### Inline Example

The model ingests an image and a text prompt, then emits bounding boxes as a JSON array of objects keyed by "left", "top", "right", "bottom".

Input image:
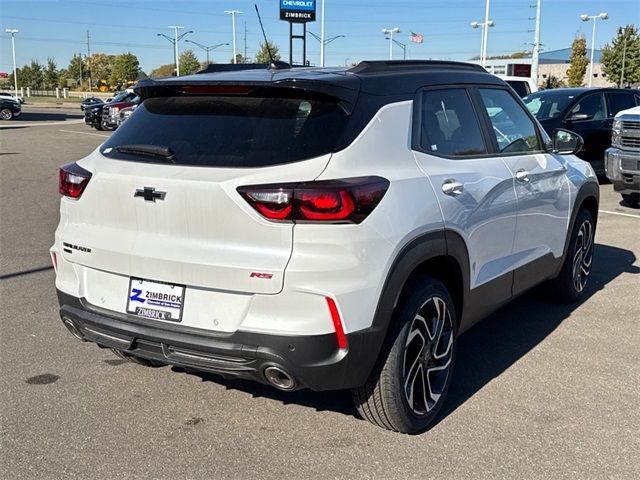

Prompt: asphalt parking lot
[{"left": 1, "top": 106, "right": 639, "bottom": 479}]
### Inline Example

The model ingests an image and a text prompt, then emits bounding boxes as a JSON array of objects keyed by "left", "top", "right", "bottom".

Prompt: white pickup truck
[{"left": 605, "top": 106, "right": 640, "bottom": 208}]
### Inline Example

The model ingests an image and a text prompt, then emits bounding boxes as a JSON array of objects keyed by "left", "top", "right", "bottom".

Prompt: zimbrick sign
[{"left": 280, "top": 0, "right": 316, "bottom": 23}]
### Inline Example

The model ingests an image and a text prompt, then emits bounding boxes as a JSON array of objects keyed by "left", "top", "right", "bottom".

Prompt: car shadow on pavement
[
  {"left": 15, "top": 111, "right": 83, "bottom": 122},
  {"left": 179, "top": 243, "right": 638, "bottom": 425}
]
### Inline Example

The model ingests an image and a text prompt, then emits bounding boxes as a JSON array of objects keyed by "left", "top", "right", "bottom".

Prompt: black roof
[{"left": 135, "top": 60, "right": 503, "bottom": 102}]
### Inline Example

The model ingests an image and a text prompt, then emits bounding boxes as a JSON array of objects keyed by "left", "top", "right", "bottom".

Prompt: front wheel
[
  {"left": 621, "top": 193, "right": 639, "bottom": 208},
  {"left": 352, "top": 277, "right": 457, "bottom": 433},
  {"left": 548, "top": 208, "right": 595, "bottom": 303},
  {"left": 0, "top": 108, "right": 14, "bottom": 120}
]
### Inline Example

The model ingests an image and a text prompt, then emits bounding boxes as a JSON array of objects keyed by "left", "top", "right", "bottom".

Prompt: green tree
[
  {"left": 541, "top": 74, "right": 566, "bottom": 89},
  {"left": 150, "top": 63, "right": 176, "bottom": 78},
  {"left": 566, "top": 35, "right": 589, "bottom": 87},
  {"left": 255, "top": 41, "right": 280, "bottom": 64},
  {"left": 109, "top": 52, "right": 140, "bottom": 87},
  {"left": 43, "top": 57, "right": 59, "bottom": 89},
  {"left": 231, "top": 53, "right": 247, "bottom": 64},
  {"left": 87, "top": 53, "right": 115, "bottom": 85},
  {"left": 178, "top": 49, "right": 201, "bottom": 75},
  {"left": 601, "top": 25, "right": 640, "bottom": 87},
  {"left": 67, "top": 54, "right": 86, "bottom": 87}
]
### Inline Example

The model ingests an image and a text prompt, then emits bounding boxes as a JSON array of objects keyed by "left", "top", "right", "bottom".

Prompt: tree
[
  {"left": 178, "top": 49, "right": 201, "bottom": 75},
  {"left": 601, "top": 25, "right": 640, "bottom": 87},
  {"left": 43, "top": 57, "right": 59, "bottom": 89},
  {"left": 541, "top": 75, "right": 565, "bottom": 89},
  {"left": 231, "top": 53, "right": 247, "bottom": 64},
  {"left": 87, "top": 53, "right": 115, "bottom": 85},
  {"left": 109, "top": 52, "right": 139, "bottom": 88},
  {"left": 150, "top": 63, "right": 176, "bottom": 78},
  {"left": 255, "top": 41, "right": 280, "bottom": 64},
  {"left": 566, "top": 35, "right": 589, "bottom": 87},
  {"left": 67, "top": 54, "right": 86, "bottom": 87}
]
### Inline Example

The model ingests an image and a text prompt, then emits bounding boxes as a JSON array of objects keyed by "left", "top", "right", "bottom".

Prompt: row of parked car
[{"left": 81, "top": 90, "right": 139, "bottom": 130}]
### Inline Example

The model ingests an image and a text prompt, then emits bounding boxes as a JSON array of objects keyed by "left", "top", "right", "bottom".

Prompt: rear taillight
[
  {"left": 59, "top": 162, "right": 92, "bottom": 199},
  {"left": 237, "top": 176, "right": 389, "bottom": 224}
]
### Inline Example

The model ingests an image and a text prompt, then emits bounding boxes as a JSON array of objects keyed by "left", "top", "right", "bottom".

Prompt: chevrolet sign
[{"left": 280, "top": 0, "right": 316, "bottom": 23}]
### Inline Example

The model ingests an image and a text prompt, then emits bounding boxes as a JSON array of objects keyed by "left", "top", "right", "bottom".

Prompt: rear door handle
[
  {"left": 515, "top": 169, "right": 530, "bottom": 182},
  {"left": 442, "top": 180, "right": 464, "bottom": 196}
]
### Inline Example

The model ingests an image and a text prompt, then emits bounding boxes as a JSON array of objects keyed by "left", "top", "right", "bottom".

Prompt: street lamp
[
  {"left": 385, "top": 38, "right": 407, "bottom": 60},
  {"left": 224, "top": 10, "right": 243, "bottom": 64},
  {"left": 185, "top": 40, "right": 229, "bottom": 65},
  {"left": 157, "top": 27, "right": 192, "bottom": 76},
  {"left": 5, "top": 29, "right": 19, "bottom": 98},
  {"left": 471, "top": 19, "right": 495, "bottom": 67},
  {"left": 382, "top": 28, "right": 400, "bottom": 60},
  {"left": 308, "top": 32, "right": 345, "bottom": 67},
  {"left": 580, "top": 12, "right": 608, "bottom": 87}
]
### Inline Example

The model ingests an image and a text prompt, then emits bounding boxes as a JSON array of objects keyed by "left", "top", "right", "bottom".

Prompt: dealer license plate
[{"left": 126, "top": 277, "right": 185, "bottom": 322}]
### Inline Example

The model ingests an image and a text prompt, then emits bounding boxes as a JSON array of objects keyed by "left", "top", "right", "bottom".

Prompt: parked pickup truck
[
  {"left": 84, "top": 91, "right": 137, "bottom": 131},
  {"left": 605, "top": 106, "right": 640, "bottom": 208},
  {"left": 101, "top": 95, "right": 140, "bottom": 130}
]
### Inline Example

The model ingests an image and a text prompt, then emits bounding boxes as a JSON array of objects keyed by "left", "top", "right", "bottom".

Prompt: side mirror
[
  {"left": 553, "top": 128, "right": 584, "bottom": 155},
  {"left": 567, "top": 112, "right": 591, "bottom": 122}
]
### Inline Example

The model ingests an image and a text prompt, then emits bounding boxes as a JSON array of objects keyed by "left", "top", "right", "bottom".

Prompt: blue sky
[{"left": 0, "top": 0, "right": 637, "bottom": 73}]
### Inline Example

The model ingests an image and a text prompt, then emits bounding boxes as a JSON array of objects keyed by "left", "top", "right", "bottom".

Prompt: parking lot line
[
  {"left": 599, "top": 209, "right": 640, "bottom": 219},
  {"left": 59, "top": 129, "right": 110, "bottom": 138},
  {"left": 0, "top": 119, "right": 84, "bottom": 128}
]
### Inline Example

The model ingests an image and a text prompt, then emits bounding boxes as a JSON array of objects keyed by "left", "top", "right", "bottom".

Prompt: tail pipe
[
  {"left": 61, "top": 315, "right": 85, "bottom": 341},
  {"left": 263, "top": 366, "right": 296, "bottom": 390}
]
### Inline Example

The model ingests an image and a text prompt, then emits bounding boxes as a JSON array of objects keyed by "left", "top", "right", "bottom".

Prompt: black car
[
  {"left": 524, "top": 88, "right": 640, "bottom": 174},
  {"left": 84, "top": 91, "right": 136, "bottom": 130},
  {"left": 0, "top": 98, "right": 22, "bottom": 120},
  {"left": 80, "top": 97, "right": 104, "bottom": 111}
]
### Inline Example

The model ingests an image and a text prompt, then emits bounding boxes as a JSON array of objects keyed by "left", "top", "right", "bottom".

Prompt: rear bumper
[{"left": 57, "top": 290, "right": 382, "bottom": 391}]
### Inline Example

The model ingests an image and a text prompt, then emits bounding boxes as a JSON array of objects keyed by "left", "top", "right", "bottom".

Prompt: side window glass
[
  {"left": 570, "top": 94, "right": 605, "bottom": 120},
  {"left": 478, "top": 88, "right": 542, "bottom": 154},
  {"left": 607, "top": 92, "right": 637, "bottom": 117},
  {"left": 420, "top": 88, "right": 487, "bottom": 157}
]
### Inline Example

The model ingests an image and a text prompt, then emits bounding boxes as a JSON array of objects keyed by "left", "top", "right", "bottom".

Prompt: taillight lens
[
  {"left": 59, "top": 162, "right": 92, "bottom": 199},
  {"left": 237, "top": 176, "right": 389, "bottom": 224}
]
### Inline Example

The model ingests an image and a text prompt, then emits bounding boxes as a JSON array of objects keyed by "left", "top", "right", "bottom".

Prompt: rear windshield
[{"left": 100, "top": 95, "right": 349, "bottom": 167}]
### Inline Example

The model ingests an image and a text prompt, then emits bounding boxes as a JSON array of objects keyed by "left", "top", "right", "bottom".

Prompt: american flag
[{"left": 410, "top": 32, "right": 424, "bottom": 44}]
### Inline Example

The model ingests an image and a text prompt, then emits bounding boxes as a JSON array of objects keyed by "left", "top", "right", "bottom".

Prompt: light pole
[
  {"left": 308, "top": 32, "right": 345, "bottom": 66},
  {"left": 5, "top": 29, "right": 19, "bottom": 97},
  {"left": 386, "top": 38, "right": 407, "bottom": 60},
  {"left": 471, "top": 19, "right": 495, "bottom": 67},
  {"left": 382, "top": 28, "right": 400, "bottom": 60},
  {"left": 225, "top": 10, "right": 243, "bottom": 64},
  {"left": 320, "top": 0, "right": 325, "bottom": 67},
  {"left": 580, "top": 12, "right": 608, "bottom": 87},
  {"left": 158, "top": 27, "right": 192, "bottom": 76},
  {"left": 185, "top": 40, "right": 229, "bottom": 65},
  {"left": 531, "top": 0, "right": 542, "bottom": 87}
]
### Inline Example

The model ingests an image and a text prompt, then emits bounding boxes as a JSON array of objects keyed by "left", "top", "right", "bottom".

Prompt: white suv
[{"left": 52, "top": 61, "right": 599, "bottom": 433}]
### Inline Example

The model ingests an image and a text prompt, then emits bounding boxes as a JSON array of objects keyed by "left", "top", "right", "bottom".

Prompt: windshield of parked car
[
  {"left": 101, "top": 94, "right": 349, "bottom": 167},
  {"left": 523, "top": 91, "right": 576, "bottom": 121}
]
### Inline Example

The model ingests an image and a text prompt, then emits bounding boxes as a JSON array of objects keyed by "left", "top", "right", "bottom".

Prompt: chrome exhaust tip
[
  {"left": 264, "top": 366, "right": 295, "bottom": 390},
  {"left": 61, "top": 316, "right": 85, "bottom": 341}
]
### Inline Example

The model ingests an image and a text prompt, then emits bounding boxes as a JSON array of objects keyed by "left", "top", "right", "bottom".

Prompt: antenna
[{"left": 254, "top": 4, "right": 277, "bottom": 69}]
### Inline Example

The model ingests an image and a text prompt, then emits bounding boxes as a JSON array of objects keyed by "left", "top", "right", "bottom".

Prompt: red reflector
[
  {"left": 51, "top": 251, "right": 58, "bottom": 271},
  {"left": 59, "top": 162, "right": 92, "bottom": 199},
  {"left": 180, "top": 85, "right": 254, "bottom": 95},
  {"left": 326, "top": 297, "right": 348, "bottom": 350}
]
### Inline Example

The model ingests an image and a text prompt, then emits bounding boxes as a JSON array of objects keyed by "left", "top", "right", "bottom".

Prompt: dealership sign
[{"left": 280, "top": 0, "right": 316, "bottom": 23}]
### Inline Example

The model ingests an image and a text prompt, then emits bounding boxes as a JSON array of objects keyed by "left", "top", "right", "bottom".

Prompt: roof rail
[{"left": 348, "top": 60, "right": 486, "bottom": 75}]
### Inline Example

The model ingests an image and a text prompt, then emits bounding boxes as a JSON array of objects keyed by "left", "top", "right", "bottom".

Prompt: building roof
[{"left": 539, "top": 48, "right": 602, "bottom": 64}]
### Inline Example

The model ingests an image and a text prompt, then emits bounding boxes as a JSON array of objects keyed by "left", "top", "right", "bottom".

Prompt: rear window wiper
[{"left": 115, "top": 144, "right": 176, "bottom": 163}]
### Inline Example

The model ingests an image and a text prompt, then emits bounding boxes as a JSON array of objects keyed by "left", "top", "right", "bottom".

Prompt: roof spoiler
[
  {"left": 349, "top": 60, "right": 487, "bottom": 74},
  {"left": 196, "top": 61, "right": 292, "bottom": 74}
]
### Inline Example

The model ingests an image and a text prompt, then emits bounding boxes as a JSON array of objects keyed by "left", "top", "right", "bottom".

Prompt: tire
[
  {"left": 621, "top": 193, "right": 639, "bottom": 209},
  {"left": 95, "top": 123, "right": 104, "bottom": 131},
  {"left": 110, "top": 348, "right": 164, "bottom": 367},
  {"left": 548, "top": 208, "right": 595, "bottom": 303},
  {"left": 352, "top": 277, "right": 457, "bottom": 433},
  {"left": 0, "top": 108, "right": 13, "bottom": 120}
]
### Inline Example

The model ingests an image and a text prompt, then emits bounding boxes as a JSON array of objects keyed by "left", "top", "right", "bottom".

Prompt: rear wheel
[
  {"left": 110, "top": 348, "right": 164, "bottom": 367},
  {"left": 0, "top": 108, "right": 14, "bottom": 120},
  {"left": 94, "top": 123, "right": 104, "bottom": 131},
  {"left": 548, "top": 208, "right": 595, "bottom": 303},
  {"left": 621, "top": 193, "right": 639, "bottom": 208},
  {"left": 352, "top": 277, "right": 457, "bottom": 433}
]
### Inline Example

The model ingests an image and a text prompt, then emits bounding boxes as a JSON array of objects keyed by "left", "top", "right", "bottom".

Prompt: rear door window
[
  {"left": 606, "top": 91, "right": 639, "bottom": 117},
  {"left": 101, "top": 94, "right": 348, "bottom": 167},
  {"left": 419, "top": 88, "right": 487, "bottom": 157}
]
